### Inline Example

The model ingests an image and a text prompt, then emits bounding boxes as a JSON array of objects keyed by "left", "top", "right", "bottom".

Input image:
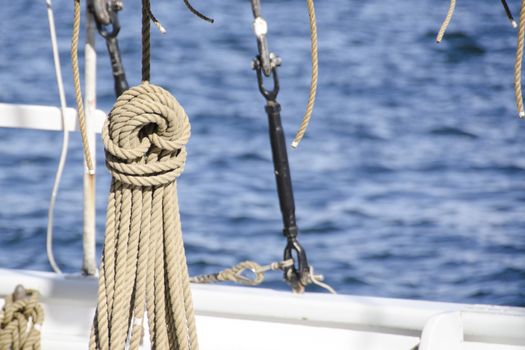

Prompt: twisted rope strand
[
  {"left": 291, "top": 0, "right": 319, "bottom": 148},
  {"left": 142, "top": 0, "right": 151, "bottom": 82},
  {"left": 436, "top": 0, "right": 457, "bottom": 43},
  {"left": 515, "top": 0, "right": 525, "bottom": 118},
  {"left": 71, "top": 0, "right": 95, "bottom": 172}
]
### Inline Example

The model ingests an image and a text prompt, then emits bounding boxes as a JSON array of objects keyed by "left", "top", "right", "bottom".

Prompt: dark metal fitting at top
[
  {"left": 251, "top": 52, "right": 282, "bottom": 72},
  {"left": 283, "top": 226, "right": 298, "bottom": 239},
  {"left": 89, "top": 0, "right": 111, "bottom": 25},
  {"left": 255, "top": 63, "right": 280, "bottom": 101},
  {"left": 89, "top": 0, "right": 123, "bottom": 38},
  {"left": 95, "top": 2, "right": 123, "bottom": 39}
]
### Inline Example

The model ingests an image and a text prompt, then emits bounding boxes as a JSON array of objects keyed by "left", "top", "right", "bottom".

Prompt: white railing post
[{"left": 82, "top": 6, "right": 98, "bottom": 276}]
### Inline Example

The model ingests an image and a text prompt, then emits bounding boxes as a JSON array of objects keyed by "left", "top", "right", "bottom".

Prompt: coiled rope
[
  {"left": 0, "top": 286, "right": 44, "bottom": 350},
  {"left": 291, "top": 0, "right": 319, "bottom": 148},
  {"left": 87, "top": 1, "right": 198, "bottom": 349}
]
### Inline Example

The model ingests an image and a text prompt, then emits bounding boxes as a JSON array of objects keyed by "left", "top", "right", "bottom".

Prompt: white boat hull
[{"left": 0, "top": 268, "right": 524, "bottom": 350}]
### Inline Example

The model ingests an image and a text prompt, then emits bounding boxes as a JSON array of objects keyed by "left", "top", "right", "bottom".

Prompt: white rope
[
  {"left": 45, "top": 0, "right": 69, "bottom": 274},
  {"left": 308, "top": 266, "right": 336, "bottom": 294}
]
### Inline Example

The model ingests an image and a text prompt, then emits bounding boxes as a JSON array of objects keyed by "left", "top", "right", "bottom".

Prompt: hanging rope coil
[
  {"left": 91, "top": 82, "right": 197, "bottom": 350},
  {"left": 0, "top": 286, "right": 44, "bottom": 350},
  {"left": 89, "top": 1, "right": 199, "bottom": 348}
]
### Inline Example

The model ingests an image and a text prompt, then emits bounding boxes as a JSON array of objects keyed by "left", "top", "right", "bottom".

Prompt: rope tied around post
[{"left": 0, "top": 285, "right": 44, "bottom": 350}]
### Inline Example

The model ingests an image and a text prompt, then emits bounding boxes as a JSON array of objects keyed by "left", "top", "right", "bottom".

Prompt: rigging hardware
[
  {"left": 90, "top": 0, "right": 129, "bottom": 97},
  {"left": 251, "top": 0, "right": 309, "bottom": 293}
]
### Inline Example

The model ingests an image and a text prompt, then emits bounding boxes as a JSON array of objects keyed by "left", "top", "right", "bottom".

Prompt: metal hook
[
  {"left": 95, "top": 5, "right": 120, "bottom": 39},
  {"left": 283, "top": 238, "right": 309, "bottom": 291},
  {"left": 90, "top": 0, "right": 111, "bottom": 25},
  {"left": 183, "top": 0, "right": 214, "bottom": 23},
  {"left": 255, "top": 63, "right": 280, "bottom": 101}
]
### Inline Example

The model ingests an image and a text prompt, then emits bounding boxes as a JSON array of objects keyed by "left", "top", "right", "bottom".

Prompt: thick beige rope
[
  {"left": 89, "top": 1, "right": 198, "bottom": 348},
  {"left": 291, "top": 0, "right": 319, "bottom": 149},
  {"left": 515, "top": 0, "right": 525, "bottom": 118},
  {"left": 71, "top": 0, "right": 94, "bottom": 172},
  {"left": 436, "top": 0, "right": 456, "bottom": 43},
  {"left": 0, "top": 286, "right": 44, "bottom": 350},
  {"left": 90, "top": 83, "right": 196, "bottom": 350}
]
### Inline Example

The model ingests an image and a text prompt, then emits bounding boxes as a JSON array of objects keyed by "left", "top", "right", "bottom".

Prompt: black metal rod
[
  {"left": 105, "top": 37, "right": 129, "bottom": 97},
  {"left": 266, "top": 100, "right": 298, "bottom": 238}
]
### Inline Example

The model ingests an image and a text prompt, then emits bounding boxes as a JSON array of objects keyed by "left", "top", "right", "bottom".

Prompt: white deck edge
[{"left": 0, "top": 268, "right": 523, "bottom": 346}]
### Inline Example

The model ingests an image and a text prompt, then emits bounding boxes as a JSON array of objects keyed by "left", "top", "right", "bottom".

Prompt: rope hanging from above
[
  {"left": 291, "top": 0, "right": 319, "bottom": 148},
  {"left": 514, "top": 0, "right": 525, "bottom": 118},
  {"left": 0, "top": 286, "right": 44, "bottom": 350},
  {"left": 436, "top": 0, "right": 525, "bottom": 119},
  {"left": 436, "top": 0, "right": 456, "bottom": 43},
  {"left": 89, "top": 1, "right": 198, "bottom": 349}
]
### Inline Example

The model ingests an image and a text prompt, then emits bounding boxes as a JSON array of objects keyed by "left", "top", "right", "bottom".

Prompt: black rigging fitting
[
  {"left": 90, "top": 0, "right": 129, "bottom": 98},
  {"left": 250, "top": 0, "right": 309, "bottom": 292}
]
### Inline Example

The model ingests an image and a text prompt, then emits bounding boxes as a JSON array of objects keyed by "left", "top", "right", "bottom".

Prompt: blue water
[{"left": 0, "top": 0, "right": 524, "bottom": 307}]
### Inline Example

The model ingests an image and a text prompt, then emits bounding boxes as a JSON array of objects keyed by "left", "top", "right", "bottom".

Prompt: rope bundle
[
  {"left": 90, "top": 83, "right": 197, "bottom": 350},
  {"left": 0, "top": 287, "right": 44, "bottom": 350}
]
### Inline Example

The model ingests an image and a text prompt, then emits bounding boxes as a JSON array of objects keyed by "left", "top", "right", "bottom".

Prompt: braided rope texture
[
  {"left": 90, "top": 82, "right": 198, "bottom": 350},
  {"left": 0, "top": 289, "right": 44, "bottom": 350}
]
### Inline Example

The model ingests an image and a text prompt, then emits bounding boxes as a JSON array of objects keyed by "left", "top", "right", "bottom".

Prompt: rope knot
[
  {"left": 103, "top": 82, "right": 191, "bottom": 187},
  {"left": 0, "top": 286, "right": 44, "bottom": 349}
]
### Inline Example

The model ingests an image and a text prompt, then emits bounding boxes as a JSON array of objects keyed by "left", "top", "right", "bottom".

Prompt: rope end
[
  {"left": 291, "top": 140, "right": 299, "bottom": 149},
  {"left": 512, "top": 20, "right": 518, "bottom": 29},
  {"left": 154, "top": 21, "right": 167, "bottom": 34},
  {"left": 519, "top": 111, "right": 525, "bottom": 119}
]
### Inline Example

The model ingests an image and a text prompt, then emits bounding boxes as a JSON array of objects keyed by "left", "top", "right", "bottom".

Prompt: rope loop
[
  {"left": 190, "top": 260, "right": 294, "bottom": 286},
  {"left": 103, "top": 82, "right": 191, "bottom": 187}
]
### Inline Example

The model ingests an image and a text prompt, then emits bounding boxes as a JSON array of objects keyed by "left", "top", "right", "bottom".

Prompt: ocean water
[{"left": 0, "top": 0, "right": 524, "bottom": 307}]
